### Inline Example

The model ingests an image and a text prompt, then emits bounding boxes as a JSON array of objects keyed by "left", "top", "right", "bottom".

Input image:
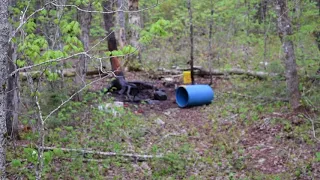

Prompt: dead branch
[
  {"left": 158, "top": 67, "right": 281, "bottom": 79},
  {"left": 21, "top": 145, "right": 163, "bottom": 161}
]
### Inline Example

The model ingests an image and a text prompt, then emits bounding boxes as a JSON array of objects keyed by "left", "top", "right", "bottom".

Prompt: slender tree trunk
[
  {"left": 128, "top": 0, "right": 141, "bottom": 64},
  {"left": 117, "top": 0, "right": 126, "bottom": 49},
  {"left": 208, "top": 0, "right": 214, "bottom": 85},
  {"left": 75, "top": 3, "right": 92, "bottom": 101},
  {"left": 262, "top": 0, "right": 269, "bottom": 71},
  {"left": 0, "top": 0, "right": 9, "bottom": 177},
  {"left": 6, "top": 0, "right": 20, "bottom": 140},
  {"left": 44, "top": 0, "right": 64, "bottom": 89},
  {"left": 275, "top": 0, "right": 301, "bottom": 110},
  {"left": 103, "top": 0, "right": 124, "bottom": 77},
  {"left": 255, "top": 0, "right": 268, "bottom": 24},
  {"left": 56, "top": 0, "right": 67, "bottom": 89},
  {"left": 187, "top": 0, "right": 195, "bottom": 84},
  {"left": 6, "top": 42, "right": 20, "bottom": 140}
]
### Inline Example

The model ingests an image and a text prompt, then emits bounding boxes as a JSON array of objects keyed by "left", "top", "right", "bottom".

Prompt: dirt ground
[
  {"left": 11, "top": 71, "right": 319, "bottom": 179},
  {"left": 88, "top": 71, "right": 320, "bottom": 179}
]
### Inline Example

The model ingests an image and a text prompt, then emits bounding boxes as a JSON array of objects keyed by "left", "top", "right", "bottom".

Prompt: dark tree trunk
[
  {"left": 255, "top": 0, "right": 268, "bottom": 24},
  {"left": 103, "top": 1, "right": 124, "bottom": 77},
  {"left": 187, "top": 0, "right": 195, "bottom": 84},
  {"left": 208, "top": 0, "right": 214, "bottom": 85},
  {"left": 6, "top": 0, "right": 19, "bottom": 140},
  {"left": 6, "top": 42, "right": 20, "bottom": 140},
  {"left": 0, "top": 0, "right": 9, "bottom": 177},
  {"left": 275, "top": 0, "right": 301, "bottom": 110}
]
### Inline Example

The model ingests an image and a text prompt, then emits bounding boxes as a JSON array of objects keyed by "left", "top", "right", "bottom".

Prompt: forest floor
[{"left": 7, "top": 71, "right": 320, "bottom": 179}]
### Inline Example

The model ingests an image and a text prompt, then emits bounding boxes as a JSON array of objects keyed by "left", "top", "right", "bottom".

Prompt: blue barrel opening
[
  {"left": 176, "top": 86, "right": 189, "bottom": 107},
  {"left": 176, "top": 85, "right": 214, "bottom": 108}
]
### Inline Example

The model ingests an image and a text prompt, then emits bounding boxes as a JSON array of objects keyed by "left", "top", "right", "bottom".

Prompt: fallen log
[
  {"left": 158, "top": 67, "right": 281, "bottom": 79},
  {"left": 20, "top": 145, "right": 163, "bottom": 161},
  {"left": 198, "top": 68, "right": 280, "bottom": 79},
  {"left": 19, "top": 68, "right": 108, "bottom": 81}
]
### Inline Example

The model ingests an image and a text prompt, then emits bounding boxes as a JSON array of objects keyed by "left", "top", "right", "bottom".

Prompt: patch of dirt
[{"left": 241, "top": 123, "right": 287, "bottom": 173}]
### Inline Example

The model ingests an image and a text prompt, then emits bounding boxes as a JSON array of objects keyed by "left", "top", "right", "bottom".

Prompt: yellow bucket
[{"left": 183, "top": 71, "right": 192, "bottom": 84}]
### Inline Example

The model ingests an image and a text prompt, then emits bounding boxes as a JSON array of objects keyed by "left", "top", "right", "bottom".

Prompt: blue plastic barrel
[{"left": 175, "top": 85, "right": 214, "bottom": 108}]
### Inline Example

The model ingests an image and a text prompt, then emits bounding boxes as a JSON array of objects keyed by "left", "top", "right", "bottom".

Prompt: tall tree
[
  {"left": 6, "top": 0, "right": 19, "bottom": 140},
  {"left": 187, "top": 0, "right": 195, "bottom": 84},
  {"left": 0, "top": 0, "right": 9, "bottom": 177},
  {"left": 275, "top": 0, "right": 301, "bottom": 110},
  {"left": 116, "top": 0, "right": 127, "bottom": 49},
  {"left": 75, "top": 2, "right": 92, "bottom": 101},
  {"left": 103, "top": 0, "right": 124, "bottom": 77},
  {"left": 208, "top": 0, "right": 214, "bottom": 85},
  {"left": 128, "top": 0, "right": 141, "bottom": 64},
  {"left": 44, "top": 0, "right": 65, "bottom": 89}
]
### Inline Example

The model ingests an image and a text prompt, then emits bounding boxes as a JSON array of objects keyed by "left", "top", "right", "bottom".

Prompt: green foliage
[
  {"left": 316, "top": 152, "right": 320, "bottom": 162},
  {"left": 140, "top": 19, "right": 172, "bottom": 44}
]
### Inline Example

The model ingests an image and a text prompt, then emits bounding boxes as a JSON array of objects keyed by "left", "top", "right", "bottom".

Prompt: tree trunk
[
  {"left": 0, "top": 0, "right": 9, "bottom": 177},
  {"left": 103, "top": 1, "right": 124, "bottom": 77},
  {"left": 44, "top": 0, "right": 64, "bottom": 89},
  {"left": 187, "top": 0, "right": 195, "bottom": 84},
  {"left": 75, "top": 3, "right": 92, "bottom": 101},
  {"left": 116, "top": 0, "right": 127, "bottom": 49},
  {"left": 6, "top": 40, "right": 20, "bottom": 140},
  {"left": 128, "top": 0, "right": 141, "bottom": 64},
  {"left": 255, "top": 0, "right": 268, "bottom": 24},
  {"left": 208, "top": 0, "right": 214, "bottom": 85},
  {"left": 275, "top": 0, "right": 301, "bottom": 110},
  {"left": 6, "top": 0, "right": 19, "bottom": 140}
]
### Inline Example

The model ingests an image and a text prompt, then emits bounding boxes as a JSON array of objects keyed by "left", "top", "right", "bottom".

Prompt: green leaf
[
  {"left": 44, "top": 151, "right": 54, "bottom": 165},
  {"left": 105, "top": 51, "right": 112, "bottom": 56},
  {"left": 316, "top": 152, "right": 320, "bottom": 162},
  {"left": 16, "top": 59, "right": 26, "bottom": 67},
  {"left": 23, "top": 148, "right": 38, "bottom": 163},
  {"left": 49, "top": 10, "right": 57, "bottom": 16},
  {"left": 111, "top": 50, "right": 124, "bottom": 56},
  {"left": 11, "top": 159, "right": 22, "bottom": 168},
  {"left": 65, "top": 126, "right": 74, "bottom": 131}
]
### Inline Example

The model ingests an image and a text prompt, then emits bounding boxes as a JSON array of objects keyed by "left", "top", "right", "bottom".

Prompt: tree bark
[
  {"left": 116, "top": 0, "right": 127, "bottom": 49},
  {"left": 208, "top": 0, "right": 214, "bottom": 85},
  {"left": 255, "top": 0, "right": 268, "bottom": 24},
  {"left": 103, "top": 1, "right": 124, "bottom": 77},
  {"left": 75, "top": 3, "right": 92, "bottom": 101},
  {"left": 6, "top": 40, "right": 20, "bottom": 140},
  {"left": 187, "top": 0, "right": 195, "bottom": 84},
  {"left": 128, "top": 0, "right": 141, "bottom": 64},
  {"left": 6, "top": 0, "right": 19, "bottom": 140},
  {"left": 0, "top": 0, "right": 9, "bottom": 177},
  {"left": 275, "top": 0, "right": 301, "bottom": 110}
]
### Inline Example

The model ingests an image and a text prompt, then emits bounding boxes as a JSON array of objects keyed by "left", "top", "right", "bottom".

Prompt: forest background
[{"left": 0, "top": 0, "right": 319, "bottom": 179}]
